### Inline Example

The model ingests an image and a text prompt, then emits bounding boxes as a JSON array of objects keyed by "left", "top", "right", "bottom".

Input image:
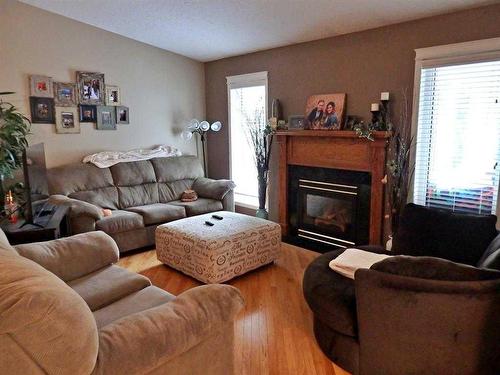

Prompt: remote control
[
  {"left": 204, "top": 221, "right": 214, "bottom": 226},
  {"left": 212, "top": 214, "right": 223, "bottom": 220}
]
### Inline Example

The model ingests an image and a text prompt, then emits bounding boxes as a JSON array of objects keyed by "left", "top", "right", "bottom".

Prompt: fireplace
[
  {"left": 288, "top": 165, "right": 370, "bottom": 250},
  {"left": 275, "top": 130, "right": 389, "bottom": 247}
]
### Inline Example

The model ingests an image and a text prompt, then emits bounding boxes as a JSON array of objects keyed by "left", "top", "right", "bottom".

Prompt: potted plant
[
  {"left": 0, "top": 94, "right": 31, "bottom": 211},
  {"left": 243, "top": 107, "right": 274, "bottom": 219}
]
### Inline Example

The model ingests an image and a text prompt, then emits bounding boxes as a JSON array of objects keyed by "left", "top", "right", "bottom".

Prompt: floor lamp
[{"left": 181, "top": 119, "right": 222, "bottom": 177}]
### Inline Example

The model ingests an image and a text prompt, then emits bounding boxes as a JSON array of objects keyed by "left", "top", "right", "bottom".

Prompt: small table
[
  {"left": 1, "top": 204, "right": 70, "bottom": 245},
  {"left": 156, "top": 211, "right": 281, "bottom": 283}
]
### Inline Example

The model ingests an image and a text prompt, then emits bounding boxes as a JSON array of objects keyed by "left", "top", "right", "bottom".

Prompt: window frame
[
  {"left": 226, "top": 71, "right": 269, "bottom": 208},
  {"left": 410, "top": 37, "right": 500, "bottom": 221}
]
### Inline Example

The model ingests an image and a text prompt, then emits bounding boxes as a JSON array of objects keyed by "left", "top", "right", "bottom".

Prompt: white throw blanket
[
  {"left": 329, "top": 248, "right": 391, "bottom": 279},
  {"left": 82, "top": 145, "right": 182, "bottom": 168}
]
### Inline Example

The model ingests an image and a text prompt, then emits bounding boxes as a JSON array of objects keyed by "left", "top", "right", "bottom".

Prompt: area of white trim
[
  {"left": 415, "top": 37, "right": 500, "bottom": 62},
  {"left": 226, "top": 71, "right": 268, "bottom": 89},
  {"left": 226, "top": 71, "right": 269, "bottom": 182}
]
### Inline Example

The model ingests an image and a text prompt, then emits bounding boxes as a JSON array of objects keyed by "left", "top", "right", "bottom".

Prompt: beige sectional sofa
[
  {"left": 0, "top": 229, "right": 244, "bottom": 375},
  {"left": 48, "top": 156, "right": 235, "bottom": 252}
]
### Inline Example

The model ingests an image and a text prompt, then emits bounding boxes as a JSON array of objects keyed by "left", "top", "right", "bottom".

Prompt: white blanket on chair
[
  {"left": 329, "top": 248, "right": 391, "bottom": 279},
  {"left": 82, "top": 145, "right": 182, "bottom": 168}
]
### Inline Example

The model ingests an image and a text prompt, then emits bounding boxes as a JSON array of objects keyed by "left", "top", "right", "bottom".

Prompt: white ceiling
[{"left": 20, "top": 0, "right": 498, "bottom": 62}]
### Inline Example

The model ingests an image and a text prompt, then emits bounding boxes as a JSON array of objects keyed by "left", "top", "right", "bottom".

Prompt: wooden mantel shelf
[
  {"left": 276, "top": 130, "right": 389, "bottom": 245},
  {"left": 275, "top": 130, "right": 390, "bottom": 139}
]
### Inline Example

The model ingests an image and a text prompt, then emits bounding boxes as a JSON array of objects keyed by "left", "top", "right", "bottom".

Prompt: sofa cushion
[
  {"left": 117, "top": 183, "right": 160, "bottom": 208},
  {"left": 303, "top": 249, "right": 358, "bottom": 337},
  {"left": 393, "top": 203, "right": 498, "bottom": 266},
  {"left": 170, "top": 198, "right": 223, "bottom": 216},
  {"left": 0, "top": 251, "right": 98, "bottom": 375},
  {"left": 68, "top": 265, "right": 151, "bottom": 311},
  {"left": 126, "top": 203, "right": 186, "bottom": 225},
  {"left": 93, "top": 285, "right": 174, "bottom": 328},
  {"left": 96, "top": 210, "right": 144, "bottom": 234},
  {"left": 151, "top": 155, "right": 204, "bottom": 182},
  {"left": 110, "top": 160, "right": 157, "bottom": 186},
  {"left": 477, "top": 233, "right": 500, "bottom": 270},
  {"left": 193, "top": 177, "right": 235, "bottom": 200},
  {"left": 158, "top": 179, "right": 195, "bottom": 202}
]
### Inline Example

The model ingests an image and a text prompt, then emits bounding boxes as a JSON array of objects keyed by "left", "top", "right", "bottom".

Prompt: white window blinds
[{"left": 413, "top": 59, "right": 500, "bottom": 215}]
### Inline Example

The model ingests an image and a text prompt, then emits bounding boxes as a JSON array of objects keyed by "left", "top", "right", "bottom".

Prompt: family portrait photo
[
  {"left": 77, "top": 71, "right": 105, "bottom": 105},
  {"left": 304, "top": 93, "right": 346, "bottom": 130}
]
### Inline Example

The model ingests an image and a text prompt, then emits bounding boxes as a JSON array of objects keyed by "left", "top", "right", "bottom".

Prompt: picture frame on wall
[
  {"left": 30, "top": 75, "right": 54, "bottom": 98},
  {"left": 29, "top": 97, "right": 55, "bottom": 124},
  {"left": 287, "top": 115, "right": 305, "bottom": 130},
  {"left": 116, "top": 106, "right": 129, "bottom": 124},
  {"left": 53, "top": 82, "right": 77, "bottom": 106},
  {"left": 55, "top": 107, "right": 80, "bottom": 134},
  {"left": 105, "top": 85, "right": 121, "bottom": 106},
  {"left": 96, "top": 105, "right": 117, "bottom": 130},
  {"left": 79, "top": 105, "right": 97, "bottom": 122},
  {"left": 77, "top": 71, "right": 105, "bottom": 105}
]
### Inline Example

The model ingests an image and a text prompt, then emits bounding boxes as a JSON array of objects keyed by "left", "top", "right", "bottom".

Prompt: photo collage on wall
[{"left": 29, "top": 72, "right": 130, "bottom": 134}]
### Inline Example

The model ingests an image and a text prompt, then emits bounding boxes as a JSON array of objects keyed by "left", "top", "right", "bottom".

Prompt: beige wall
[
  {"left": 204, "top": 4, "right": 500, "bottom": 221},
  {"left": 0, "top": 0, "right": 205, "bottom": 168}
]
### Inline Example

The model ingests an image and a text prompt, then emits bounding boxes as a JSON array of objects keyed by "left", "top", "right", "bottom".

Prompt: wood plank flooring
[{"left": 118, "top": 243, "right": 350, "bottom": 375}]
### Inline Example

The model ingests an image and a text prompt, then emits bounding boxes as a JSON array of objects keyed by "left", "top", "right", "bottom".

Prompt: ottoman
[{"left": 156, "top": 211, "right": 281, "bottom": 283}]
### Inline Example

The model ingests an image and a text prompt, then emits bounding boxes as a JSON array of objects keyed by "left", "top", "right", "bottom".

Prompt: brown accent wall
[{"left": 205, "top": 4, "right": 500, "bottom": 222}]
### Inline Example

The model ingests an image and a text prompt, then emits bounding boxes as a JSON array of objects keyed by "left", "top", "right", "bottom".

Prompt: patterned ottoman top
[{"left": 157, "top": 211, "right": 279, "bottom": 240}]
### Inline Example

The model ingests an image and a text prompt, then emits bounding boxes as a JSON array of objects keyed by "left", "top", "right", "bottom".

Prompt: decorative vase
[
  {"left": 256, "top": 208, "right": 269, "bottom": 219},
  {"left": 256, "top": 176, "right": 268, "bottom": 220}
]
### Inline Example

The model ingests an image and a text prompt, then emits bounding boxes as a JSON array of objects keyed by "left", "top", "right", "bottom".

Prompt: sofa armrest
[
  {"left": 92, "top": 284, "right": 244, "bottom": 375},
  {"left": 49, "top": 194, "right": 104, "bottom": 221},
  {"left": 192, "top": 177, "right": 236, "bottom": 201},
  {"left": 15, "top": 231, "right": 119, "bottom": 281}
]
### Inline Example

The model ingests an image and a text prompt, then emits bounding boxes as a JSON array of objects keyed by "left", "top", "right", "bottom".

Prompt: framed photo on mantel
[{"left": 304, "top": 93, "right": 346, "bottom": 130}]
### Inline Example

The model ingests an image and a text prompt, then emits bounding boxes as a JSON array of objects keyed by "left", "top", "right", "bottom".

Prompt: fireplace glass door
[{"left": 297, "top": 179, "right": 358, "bottom": 248}]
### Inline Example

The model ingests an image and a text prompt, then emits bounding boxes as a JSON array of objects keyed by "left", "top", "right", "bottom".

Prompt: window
[
  {"left": 227, "top": 72, "right": 268, "bottom": 207},
  {"left": 412, "top": 39, "right": 500, "bottom": 217}
]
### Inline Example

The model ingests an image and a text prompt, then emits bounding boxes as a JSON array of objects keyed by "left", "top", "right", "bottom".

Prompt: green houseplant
[{"left": 0, "top": 95, "right": 31, "bottom": 211}]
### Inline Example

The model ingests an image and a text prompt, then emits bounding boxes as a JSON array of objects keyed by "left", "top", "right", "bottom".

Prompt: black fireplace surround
[{"left": 287, "top": 165, "right": 371, "bottom": 252}]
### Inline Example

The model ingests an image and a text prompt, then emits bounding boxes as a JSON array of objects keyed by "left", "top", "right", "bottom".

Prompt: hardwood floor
[{"left": 118, "top": 243, "right": 350, "bottom": 375}]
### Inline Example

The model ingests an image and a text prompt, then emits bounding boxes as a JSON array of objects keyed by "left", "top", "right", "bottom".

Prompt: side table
[{"left": 0, "top": 205, "right": 70, "bottom": 245}]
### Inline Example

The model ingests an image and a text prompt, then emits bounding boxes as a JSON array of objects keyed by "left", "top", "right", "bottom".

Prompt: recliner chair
[
  {"left": 303, "top": 203, "right": 500, "bottom": 375},
  {"left": 0, "top": 229, "right": 244, "bottom": 375}
]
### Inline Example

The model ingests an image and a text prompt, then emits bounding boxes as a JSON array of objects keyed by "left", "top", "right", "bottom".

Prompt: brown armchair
[{"left": 303, "top": 204, "right": 500, "bottom": 374}]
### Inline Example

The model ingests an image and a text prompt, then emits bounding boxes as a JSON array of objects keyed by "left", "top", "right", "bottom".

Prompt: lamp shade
[
  {"left": 199, "top": 120, "right": 210, "bottom": 131},
  {"left": 181, "top": 129, "right": 193, "bottom": 141},
  {"left": 211, "top": 121, "right": 222, "bottom": 132},
  {"left": 187, "top": 118, "right": 200, "bottom": 130}
]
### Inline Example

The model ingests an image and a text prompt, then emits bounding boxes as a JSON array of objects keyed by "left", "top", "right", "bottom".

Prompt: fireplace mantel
[{"left": 275, "top": 130, "right": 390, "bottom": 245}]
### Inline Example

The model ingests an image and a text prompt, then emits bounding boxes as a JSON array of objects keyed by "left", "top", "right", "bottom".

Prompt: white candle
[
  {"left": 371, "top": 103, "right": 380, "bottom": 111},
  {"left": 381, "top": 92, "right": 390, "bottom": 101}
]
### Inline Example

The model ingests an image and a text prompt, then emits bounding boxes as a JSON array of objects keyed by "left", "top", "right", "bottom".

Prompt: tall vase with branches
[
  {"left": 242, "top": 105, "right": 274, "bottom": 219},
  {"left": 386, "top": 89, "right": 414, "bottom": 235}
]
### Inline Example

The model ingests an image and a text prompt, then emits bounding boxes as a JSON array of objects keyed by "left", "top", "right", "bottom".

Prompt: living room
[{"left": 1, "top": 0, "right": 499, "bottom": 374}]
